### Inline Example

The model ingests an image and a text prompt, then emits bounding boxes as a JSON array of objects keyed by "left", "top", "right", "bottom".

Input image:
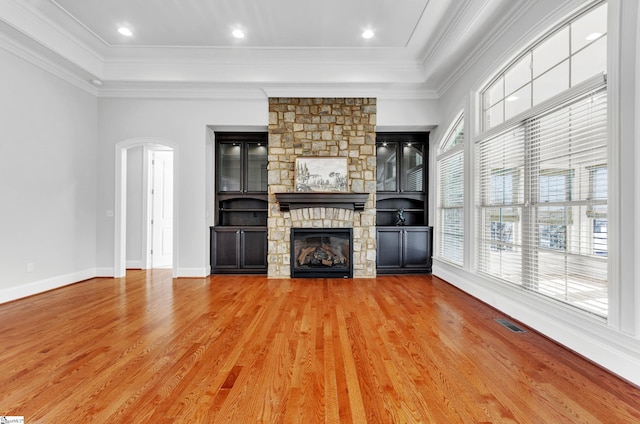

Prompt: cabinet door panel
[
  {"left": 402, "top": 144, "right": 424, "bottom": 192},
  {"left": 213, "top": 229, "right": 240, "bottom": 268},
  {"left": 219, "top": 144, "right": 241, "bottom": 192},
  {"left": 246, "top": 143, "right": 268, "bottom": 192},
  {"left": 376, "top": 143, "right": 398, "bottom": 191},
  {"left": 403, "top": 229, "right": 429, "bottom": 268},
  {"left": 242, "top": 230, "right": 267, "bottom": 268},
  {"left": 377, "top": 229, "right": 403, "bottom": 268}
]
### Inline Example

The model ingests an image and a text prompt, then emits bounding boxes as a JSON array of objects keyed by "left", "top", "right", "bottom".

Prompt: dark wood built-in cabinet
[
  {"left": 376, "top": 227, "right": 433, "bottom": 271},
  {"left": 376, "top": 132, "right": 432, "bottom": 274},
  {"left": 211, "top": 132, "right": 268, "bottom": 274},
  {"left": 210, "top": 227, "right": 267, "bottom": 271}
]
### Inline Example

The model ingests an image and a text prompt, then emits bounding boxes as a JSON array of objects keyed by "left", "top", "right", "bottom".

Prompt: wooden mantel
[{"left": 275, "top": 192, "right": 369, "bottom": 212}]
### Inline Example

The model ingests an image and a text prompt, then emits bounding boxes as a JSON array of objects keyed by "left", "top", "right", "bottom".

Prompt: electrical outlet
[{"left": 26, "top": 262, "right": 35, "bottom": 273}]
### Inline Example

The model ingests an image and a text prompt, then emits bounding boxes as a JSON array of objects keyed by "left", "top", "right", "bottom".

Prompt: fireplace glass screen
[{"left": 291, "top": 228, "right": 353, "bottom": 278}]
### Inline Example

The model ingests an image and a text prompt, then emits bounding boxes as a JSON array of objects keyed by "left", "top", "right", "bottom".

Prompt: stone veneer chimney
[{"left": 267, "top": 98, "right": 377, "bottom": 278}]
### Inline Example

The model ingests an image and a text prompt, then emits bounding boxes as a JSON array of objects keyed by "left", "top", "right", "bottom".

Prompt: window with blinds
[
  {"left": 437, "top": 115, "right": 464, "bottom": 265},
  {"left": 476, "top": 82, "right": 607, "bottom": 316}
]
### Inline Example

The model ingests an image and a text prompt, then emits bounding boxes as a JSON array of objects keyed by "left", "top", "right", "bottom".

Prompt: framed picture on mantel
[{"left": 295, "top": 157, "right": 348, "bottom": 192}]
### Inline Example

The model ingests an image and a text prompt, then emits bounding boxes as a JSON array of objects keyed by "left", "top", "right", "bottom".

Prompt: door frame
[{"left": 115, "top": 138, "right": 179, "bottom": 278}]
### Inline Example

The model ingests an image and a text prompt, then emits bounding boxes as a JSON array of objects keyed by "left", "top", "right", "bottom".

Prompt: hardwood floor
[{"left": 0, "top": 270, "right": 638, "bottom": 423}]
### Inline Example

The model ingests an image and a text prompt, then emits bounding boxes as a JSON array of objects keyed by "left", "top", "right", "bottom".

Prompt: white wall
[
  {"left": 96, "top": 97, "right": 269, "bottom": 277},
  {"left": 377, "top": 98, "right": 439, "bottom": 130},
  {"left": 0, "top": 48, "right": 97, "bottom": 301},
  {"left": 432, "top": 0, "right": 640, "bottom": 386}
]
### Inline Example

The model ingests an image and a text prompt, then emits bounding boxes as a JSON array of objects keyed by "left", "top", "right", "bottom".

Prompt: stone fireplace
[{"left": 267, "top": 98, "right": 377, "bottom": 278}]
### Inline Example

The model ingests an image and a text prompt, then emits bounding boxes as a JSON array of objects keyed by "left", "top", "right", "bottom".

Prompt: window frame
[
  {"left": 481, "top": 1, "right": 608, "bottom": 132},
  {"left": 436, "top": 113, "right": 465, "bottom": 266}
]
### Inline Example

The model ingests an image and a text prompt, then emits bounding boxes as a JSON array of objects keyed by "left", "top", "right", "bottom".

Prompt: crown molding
[
  {"left": 97, "top": 82, "right": 267, "bottom": 100},
  {"left": 100, "top": 56, "right": 427, "bottom": 84},
  {"left": 435, "top": 0, "right": 534, "bottom": 96},
  {"left": 0, "top": 27, "right": 98, "bottom": 95},
  {"left": 0, "top": 0, "right": 104, "bottom": 77},
  {"left": 95, "top": 81, "right": 438, "bottom": 101},
  {"left": 418, "top": 0, "right": 476, "bottom": 66}
]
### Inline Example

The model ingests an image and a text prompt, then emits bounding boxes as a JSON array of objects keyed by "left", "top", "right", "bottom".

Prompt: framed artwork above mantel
[{"left": 295, "top": 157, "right": 348, "bottom": 192}]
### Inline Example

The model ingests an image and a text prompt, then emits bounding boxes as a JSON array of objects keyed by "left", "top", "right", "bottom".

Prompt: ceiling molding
[
  {"left": 261, "top": 83, "right": 438, "bottom": 100},
  {"left": 97, "top": 83, "right": 268, "bottom": 100},
  {"left": 418, "top": 0, "right": 475, "bottom": 66},
  {"left": 0, "top": 27, "right": 98, "bottom": 95},
  {"left": 0, "top": 0, "right": 104, "bottom": 77},
  {"left": 99, "top": 57, "right": 429, "bottom": 86},
  {"left": 96, "top": 82, "right": 438, "bottom": 100},
  {"left": 435, "top": 0, "right": 535, "bottom": 95}
]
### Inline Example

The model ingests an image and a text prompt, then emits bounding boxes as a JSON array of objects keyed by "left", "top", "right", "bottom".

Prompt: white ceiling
[
  {"left": 0, "top": 0, "right": 531, "bottom": 97},
  {"left": 53, "top": 0, "right": 430, "bottom": 48}
]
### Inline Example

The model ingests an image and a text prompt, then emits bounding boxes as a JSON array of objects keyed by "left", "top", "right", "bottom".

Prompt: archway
[{"left": 114, "top": 138, "right": 179, "bottom": 278}]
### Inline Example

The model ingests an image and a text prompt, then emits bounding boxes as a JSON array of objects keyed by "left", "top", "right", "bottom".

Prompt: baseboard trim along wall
[{"left": 0, "top": 269, "right": 97, "bottom": 305}]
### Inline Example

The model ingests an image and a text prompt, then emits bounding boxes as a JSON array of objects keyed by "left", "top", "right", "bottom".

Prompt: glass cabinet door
[
  {"left": 246, "top": 143, "right": 268, "bottom": 192},
  {"left": 377, "top": 141, "right": 425, "bottom": 192},
  {"left": 401, "top": 143, "right": 424, "bottom": 192},
  {"left": 219, "top": 143, "right": 241, "bottom": 192},
  {"left": 376, "top": 143, "right": 398, "bottom": 191}
]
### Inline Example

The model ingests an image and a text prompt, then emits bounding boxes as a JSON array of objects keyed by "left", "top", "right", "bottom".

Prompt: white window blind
[
  {"left": 476, "top": 83, "right": 607, "bottom": 316},
  {"left": 437, "top": 116, "right": 465, "bottom": 265},
  {"left": 439, "top": 151, "right": 464, "bottom": 264}
]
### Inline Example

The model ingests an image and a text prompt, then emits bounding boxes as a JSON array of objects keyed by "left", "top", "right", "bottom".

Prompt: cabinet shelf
[
  {"left": 377, "top": 208, "right": 423, "bottom": 212},
  {"left": 219, "top": 208, "right": 267, "bottom": 212}
]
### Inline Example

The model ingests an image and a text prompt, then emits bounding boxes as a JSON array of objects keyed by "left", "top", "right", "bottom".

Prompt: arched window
[
  {"left": 475, "top": 2, "right": 608, "bottom": 317},
  {"left": 482, "top": 3, "right": 607, "bottom": 130},
  {"left": 437, "top": 114, "right": 464, "bottom": 265}
]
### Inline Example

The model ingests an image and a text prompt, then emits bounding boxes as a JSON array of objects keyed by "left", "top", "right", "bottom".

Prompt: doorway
[
  {"left": 115, "top": 138, "right": 178, "bottom": 278},
  {"left": 149, "top": 149, "right": 173, "bottom": 268}
]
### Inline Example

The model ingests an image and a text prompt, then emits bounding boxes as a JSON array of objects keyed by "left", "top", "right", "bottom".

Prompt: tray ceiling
[{"left": 0, "top": 0, "right": 532, "bottom": 95}]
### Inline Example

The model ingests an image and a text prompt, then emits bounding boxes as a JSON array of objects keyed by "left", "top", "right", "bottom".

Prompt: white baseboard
[
  {"left": 126, "top": 260, "right": 143, "bottom": 269},
  {"left": 433, "top": 260, "right": 640, "bottom": 388},
  {"left": 95, "top": 266, "right": 209, "bottom": 278},
  {"left": 0, "top": 269, "right": 97, "bottom": 304},
  {"left": 175, "top": 267, "right": 209, "bottom": 278},
  {"left": 95, "top": 267, "right": 115, "bottom": 277}
]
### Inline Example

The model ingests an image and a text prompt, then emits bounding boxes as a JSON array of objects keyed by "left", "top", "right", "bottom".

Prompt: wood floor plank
[{"left": 0, "top": 270, "right": 639, "bottom": 423}]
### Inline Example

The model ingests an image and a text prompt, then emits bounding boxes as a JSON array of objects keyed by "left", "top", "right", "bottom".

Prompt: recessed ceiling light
[
  {"left": 118, "top": 27, "right": 133, "bottom": 37},
  {"left": 232, "top": 29, "right": 245, "bottom": 39},
  {"left": 362, "top": 30, "right": 374, "bottom": 39},
  {"left": 586, "top": 32, "right": 603, "bottom": 41}
]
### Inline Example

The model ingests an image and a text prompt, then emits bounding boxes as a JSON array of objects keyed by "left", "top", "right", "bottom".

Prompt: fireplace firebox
[{"left": 291, "top": 228, "right": 353, "bottom": 278}]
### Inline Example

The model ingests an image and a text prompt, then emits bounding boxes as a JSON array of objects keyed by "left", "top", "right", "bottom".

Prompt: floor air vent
[{"left": 495, "top": 318, "right": 526, "bottom": 333}]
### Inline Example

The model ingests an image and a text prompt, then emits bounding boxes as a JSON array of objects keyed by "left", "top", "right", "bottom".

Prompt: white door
[{"left": 151, "top": 150, "right": 173, "bottom": 268}]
